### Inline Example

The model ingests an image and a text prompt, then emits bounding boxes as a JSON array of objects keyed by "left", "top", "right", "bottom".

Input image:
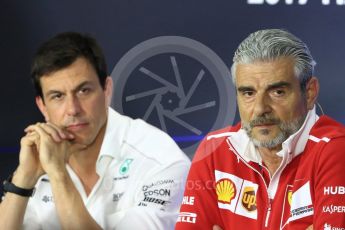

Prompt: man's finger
[
  {"left": 46, "top": 122, "right": 74, "bottom": 140},
  {"left": 213, "top": 225, "right": 223, "bottom": 230},
  {"left": 21, "top": 131, "right": 39, "bottom": 146},
  {"left": 38, "top": 123, "right": 63, "bottom": 142},
  {"left": 25, "top": 123, "right": 72, "bottom": 143},
  {"left": 25, "top": 124, "right": 52, "bottom": 143}
]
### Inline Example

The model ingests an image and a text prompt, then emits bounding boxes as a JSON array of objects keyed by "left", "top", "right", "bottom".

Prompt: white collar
[{"left": 95, "top": 107, "right": 131, "bottom": 176}]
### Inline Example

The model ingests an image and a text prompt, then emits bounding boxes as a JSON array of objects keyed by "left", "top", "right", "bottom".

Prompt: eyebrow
[
  {"left": 45, "top": 90, "right": 62, "bottom": 99},
  {"left": 72, "top": 81, "right": 93, "bottom": 93},
  {"left": 237, "top": 86, "right": 254, "bottom": 92},
  {"left": 45, "top": 81, "right": 93, "bottom": 97},
  {"left": 237, "top": 81, "right": 292, "bottom": 92},
  {"left": 266, "top": 81, "right": 291, "bottom": 91}
]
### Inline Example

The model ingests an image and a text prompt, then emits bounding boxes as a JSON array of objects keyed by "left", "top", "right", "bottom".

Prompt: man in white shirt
[{"left": 0, "top": 32, "right": 190, "bottom": 229}]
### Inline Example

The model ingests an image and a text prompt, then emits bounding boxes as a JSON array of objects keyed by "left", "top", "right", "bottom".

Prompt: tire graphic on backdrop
[{"left": 111, "top": 36, "right": 236, "bottom": 158}]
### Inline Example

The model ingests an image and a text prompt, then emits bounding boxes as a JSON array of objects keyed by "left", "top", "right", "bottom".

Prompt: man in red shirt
[{"left": 175, "top": 29, "right": 345, "bottom": 229}]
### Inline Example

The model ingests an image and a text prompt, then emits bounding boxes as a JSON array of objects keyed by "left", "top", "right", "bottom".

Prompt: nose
[
  {"left": 253, "top": 92, "right": 272, "bottom": 117},
  {"left": 66, "top": 95, "right": 82, "bottom": 116}
]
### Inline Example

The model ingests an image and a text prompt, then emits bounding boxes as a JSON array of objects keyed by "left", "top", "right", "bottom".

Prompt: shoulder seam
[
  {"left": 207, "top": 132, "right": 234, "bottom": 140},
  {"left": 309, "top": 135, "right": 330, "bottom": 143}
]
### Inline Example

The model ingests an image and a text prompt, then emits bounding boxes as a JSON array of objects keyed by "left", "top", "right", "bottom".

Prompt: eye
[
  {"left": 242, "top": 90, "right": 255, "bottom": 97},
  {"left": 271, "top": 89, "right": 285, "bottom": 97},
  {"left": 79, "top": 87, "right": 91, "bottom": 95},
  {"left": 50, "top": 93, "right": 63, "bottom": 101}
]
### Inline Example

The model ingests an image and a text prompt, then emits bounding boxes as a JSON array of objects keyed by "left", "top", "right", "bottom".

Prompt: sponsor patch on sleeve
[{"left": 177, "top": 212, "right": 197, "bottom": 224}]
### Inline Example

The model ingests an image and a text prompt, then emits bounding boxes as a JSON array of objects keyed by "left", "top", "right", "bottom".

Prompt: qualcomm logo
[{"left": 247, "top": 0, "right": 345, "bottom": 5}]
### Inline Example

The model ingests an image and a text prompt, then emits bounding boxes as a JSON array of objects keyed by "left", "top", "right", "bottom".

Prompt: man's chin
[
  {"left": 251, "top": 130, "right": 279, "bottom": 141},
  {"left": 68, "top": 140, "right": 89, "bottom": 154},
  {"left": 251, "top": 134, "right": 286, "bottom": 149},
  {"left": 69, "top": 137, "right": 89, "bottom": 147},
  {"left": 252, "top": 133, "right": 277, "bottom": 141}
]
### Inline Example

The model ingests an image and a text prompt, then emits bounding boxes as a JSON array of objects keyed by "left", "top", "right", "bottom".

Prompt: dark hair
[{"left": 31, "top": 32, "right": 108, "bottom": 98}]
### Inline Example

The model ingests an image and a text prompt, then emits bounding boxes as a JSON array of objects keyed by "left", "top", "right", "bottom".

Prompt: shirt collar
[
  {"left": 279, "top": 106, "right": 319, "bottom": 161},
  {"left": 95, "top": 107, "right": 130, "bottom": 175}
]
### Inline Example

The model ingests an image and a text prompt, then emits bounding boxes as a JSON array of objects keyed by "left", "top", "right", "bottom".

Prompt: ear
[
  {"left": 305, "top": 77, "right": 319, "bottom": 110},
  {"left": 35, "top": 96, "right": 50, "bottom": 121},
  {"left": 104, "top": 77, "right": 113, "bottom": 107}
]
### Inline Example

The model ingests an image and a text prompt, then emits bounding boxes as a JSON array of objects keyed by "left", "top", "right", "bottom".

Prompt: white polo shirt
[{"left": 23, "top": 108, "right": 190, "bottom": 229}]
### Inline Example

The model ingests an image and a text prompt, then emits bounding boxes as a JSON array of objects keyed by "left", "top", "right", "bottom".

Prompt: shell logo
[{"left": 216, "top": 179, "right": 236, "bottom": 204}]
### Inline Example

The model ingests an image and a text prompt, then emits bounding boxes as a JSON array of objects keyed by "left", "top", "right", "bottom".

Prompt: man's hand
[
  {"left": 24, "top": 123, "right": 74, "bottom": 176},
  {"left": 16, "top": 130, "right": 44, "bottom": 185},
  {"left": 213, "top": 225, "right": 223, "bottom": 230},
  {"left": 14, "top": 122, "right": 80, "bottom": 187}
]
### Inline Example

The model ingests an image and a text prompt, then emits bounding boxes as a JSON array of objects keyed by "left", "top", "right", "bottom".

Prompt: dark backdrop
[{"left": 1, "top": 1, "right": 345, "bottom": 193}]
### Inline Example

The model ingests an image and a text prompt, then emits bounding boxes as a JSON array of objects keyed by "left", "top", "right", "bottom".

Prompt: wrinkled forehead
[{"left": 234, "top": 57, "right": 297, "bottom": 87}]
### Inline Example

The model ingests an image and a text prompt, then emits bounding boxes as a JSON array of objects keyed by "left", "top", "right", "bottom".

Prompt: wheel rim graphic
[{"left": 111, "top": 36, "right": 236, "bottom": 157}]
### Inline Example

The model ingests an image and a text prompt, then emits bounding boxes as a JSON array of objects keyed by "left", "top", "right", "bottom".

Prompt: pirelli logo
[{"left": 177, "top": 212, "right": 197, "bottom": 224}]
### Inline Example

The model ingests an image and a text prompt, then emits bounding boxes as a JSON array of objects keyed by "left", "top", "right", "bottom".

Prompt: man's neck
[
  {"left": 67, "top": 124, "right": 106, "bottom": 196},
  {"left": 68, "top": 123, "right": 106, "bottom": 175},
  {"left": 257, "top": 146, "right": 282, "bottom": 176}
]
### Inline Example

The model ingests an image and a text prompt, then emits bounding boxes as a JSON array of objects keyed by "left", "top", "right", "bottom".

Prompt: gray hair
[{"left": 231, "top": 29, "right": 316, "bottom": 91}]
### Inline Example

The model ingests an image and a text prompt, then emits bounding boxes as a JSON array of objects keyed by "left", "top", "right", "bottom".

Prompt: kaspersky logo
[
  {"left": 241, "top": 186, "right": 257, "bottom": 211},
  {"left": 216, "top": 179, "right": 236, "bottom": 204}
]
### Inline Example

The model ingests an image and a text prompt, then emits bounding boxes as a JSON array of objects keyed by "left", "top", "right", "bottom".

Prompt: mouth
[
  {"left": 254, "top": 123, "right": 276, "bottom": 127},
  {"left": 66, "top": 123, "right": 89, "bottom": 132},
  {"left": 250, "top": 118, "right": 280, "bottom": 128}
]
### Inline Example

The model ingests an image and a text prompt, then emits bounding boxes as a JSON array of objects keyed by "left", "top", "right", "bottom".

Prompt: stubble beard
[{"left": 242, "top": 114, "right": 306, "bottom": 149}]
